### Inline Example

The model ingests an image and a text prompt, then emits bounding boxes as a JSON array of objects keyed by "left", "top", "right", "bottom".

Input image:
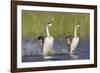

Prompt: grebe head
[
  {"left": 47, "top": 22, "right": 52, "bottom": 27},
  {"left": 76, "top": 25, "right": 80, "bottom": 28}
]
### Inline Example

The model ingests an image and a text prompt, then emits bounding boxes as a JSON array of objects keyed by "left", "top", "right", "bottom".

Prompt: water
[{"left": 22, "top": 38, "right": 90, "bottom": 62}]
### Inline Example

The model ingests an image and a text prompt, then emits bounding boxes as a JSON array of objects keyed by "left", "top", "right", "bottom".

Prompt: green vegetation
[{"left": 22, "top": 10, "right": 90, "bottom": 40}]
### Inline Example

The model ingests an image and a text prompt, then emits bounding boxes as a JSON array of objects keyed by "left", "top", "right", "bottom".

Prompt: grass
[{"left": 22, "top": 10, "right": 90, "bottom": 40}]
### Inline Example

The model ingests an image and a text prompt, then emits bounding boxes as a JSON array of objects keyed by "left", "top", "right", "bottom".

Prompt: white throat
[
  {"left": 74, "top": 25, "right": 79, "bottom": 37},
  {"left": 46, "top": 25, "right": 50, "bottom": 37},
  {"left": 74, "top": 27, "right": 77, "bottom": 37}
]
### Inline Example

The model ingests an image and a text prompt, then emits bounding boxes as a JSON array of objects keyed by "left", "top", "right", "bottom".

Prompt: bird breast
[
  {"left": 70, "top": 37, "right": 79, "bottom": 49},
  {"left": 43, "top": 37, "right": 54, "bottom": 49}
]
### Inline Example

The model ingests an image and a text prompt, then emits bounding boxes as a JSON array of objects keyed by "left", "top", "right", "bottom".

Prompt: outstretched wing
[{"left": 65, "top": 35, "right": 74, "bottom": 47}]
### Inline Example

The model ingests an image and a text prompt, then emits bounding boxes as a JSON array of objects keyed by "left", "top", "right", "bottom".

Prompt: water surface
[{"left": 22, "top": 38, "right": 90, "bottom": 62}]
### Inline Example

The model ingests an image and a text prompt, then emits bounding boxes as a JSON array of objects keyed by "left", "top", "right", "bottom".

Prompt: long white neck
[
  {"left": 74, "top": 26, "right": 77, "bottom": 37},
  {"left": 46, "top": 25, "right": 50, "bottom": 37}
]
